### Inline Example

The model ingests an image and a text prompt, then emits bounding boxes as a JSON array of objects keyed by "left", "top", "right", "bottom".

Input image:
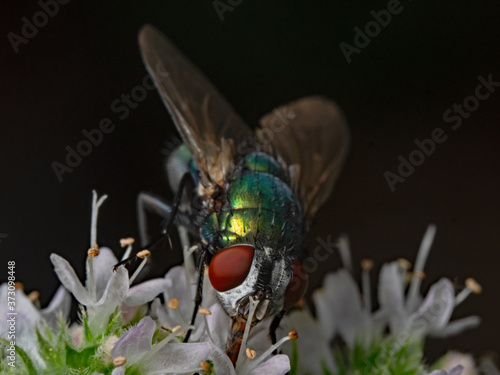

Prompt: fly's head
[{"left": 207, "top": 244, "right": 309, "bottom": 322}]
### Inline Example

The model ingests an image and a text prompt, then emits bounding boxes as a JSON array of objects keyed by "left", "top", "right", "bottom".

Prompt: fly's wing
[
  {"left": 258, "top": 96, "right": 349, "bottom": 226},
  {"left": 138, "top": 25, "right": 252, "bottom": 191}
]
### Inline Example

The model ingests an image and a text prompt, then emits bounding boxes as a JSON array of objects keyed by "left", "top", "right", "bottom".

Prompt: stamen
[
  {"left": 397, "top": 258, "right": 411, "bottom": 270},
  {"left": 14, "top": 282, "right": 24, "bottom": 291},
  {"left": 136, "top": 249, "right": 151, "bottom": 258},
  {"left": 199, "top": 308, "right": 211, "bottom": 315},
  {"left": 143, "top": 323, "right": 193, "bottom": 362},
  {"left": 246, "top": 348, "right": 256, "bottom": 359},
  {"left": 166, "top": 299, "right": 189, "bottom": 327},
  {"left": 413, "top": 270, "right": 426, "bottom": 280},
  {"left": 90, "top": 190, "right": 108, "bottom": 249},
  {"left": 202, "top": 313, "right": 215, "bottom": 343},
  {"left": 113, "top": 356, "right": 127, "bottom": 367},
  {"left": 120, "top": 237, "right": 135, "bottom": 247},
  {"left": 87, "top": 248, "right": 98, "bottom": 302},
  {"left": 246, "top": 330, "right": 297, "bottom": 370},
  {"left": 89, "top": 191, "right": 107, "bottom": 302},
  {"left": 338, "top": 233, "right": 353, "bottom": 274},
  {"left": 200, "top": 361, "right": 211, "bottom": 372},
  {"left": 406, "top": 224, "right": 436, "bottom": 310},
  {"left": 27, "top": 290, "right": 40, "bottom": 303},
  {"left": 168, "top": 298, "right": 180, "bottom": 309},
  {"left": 122, "top": 245, "right": 133, "bottom": 262},
  {"left": 235, "top": 297, "right": 259, "bottom": 370},
  {"left": 129, "top": 250, "right": 150, "bottom": 284},
  {"left": 361, "top": 259, "right": 373, "bottom": 312},
  {"left": 455, "top": 278, "right": 482, "bottom": 306},
  {"left": 397, "top": 258, "right": 411, "bottom": 284},
  {"left": 87, "top": 246, "right": 100, "bottom": 258}
]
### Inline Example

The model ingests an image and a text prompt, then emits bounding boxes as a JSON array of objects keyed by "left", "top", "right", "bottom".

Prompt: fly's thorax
[
  {"left": 208, "top": 244, "right": 294, "bottom": 320},
  {"left": 202, "top": 168, "right": 303, "bottom": 251}
]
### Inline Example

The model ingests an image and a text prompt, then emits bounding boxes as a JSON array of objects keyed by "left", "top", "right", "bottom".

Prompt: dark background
[{"left": 1, "top": 0, "right": 499, "bottom": 362}]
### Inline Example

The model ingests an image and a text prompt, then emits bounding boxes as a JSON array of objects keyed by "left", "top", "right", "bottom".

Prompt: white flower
[
  {"left": 428, "top": 364, "right": 465, "bottom": 375},
  {"left": 50, "top": 248, "right": 168, "bottom": 334},
  {"left": 107, "top": 315, "right": 290, "bottom": 375},
  {"left": 314, "top": 268, "right": 385, "bottom": 347},
  {"left": 50, "top": 191, "right": 168, "bottom": 333},
  {"left": 0, "top": 284, "right": 70, "bottom": 368},
  {"left": 439, "top": 352, "right": 478, "bottom": 375},
  {"left": 151, "top": 265, "right": 217, "bottom": 334},
  {"left": 377, "top": 225, "right": 481, "bottom": 339},
  {"left": 314, "top": 225, "right": 480, "bottom": 349},
  {"left": 281, "top": 308, "right": 336, "bottom": 375}
]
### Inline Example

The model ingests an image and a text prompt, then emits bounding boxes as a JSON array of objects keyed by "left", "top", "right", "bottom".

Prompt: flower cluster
[{"left": 0, "top": 192, "right": 497, "bottom": 375}]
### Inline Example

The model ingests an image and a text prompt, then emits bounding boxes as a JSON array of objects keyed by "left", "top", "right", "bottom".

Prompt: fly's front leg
[
  {"left": 115, "top": 173, "right": 191, "bottom": 270},
  {"left": 270, "top": 310, "right": 286, "bottom": 353},
  {"left": 183, "top": 245, "right": 208, "bottom": 343},
  {"left": 137, "top": 192, "right": 173, "bottom": 247}
]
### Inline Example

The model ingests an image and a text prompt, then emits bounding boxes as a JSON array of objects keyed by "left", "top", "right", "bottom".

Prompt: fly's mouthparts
[{"left": 255, "top": 299, "right": 270, "bottom": 321}]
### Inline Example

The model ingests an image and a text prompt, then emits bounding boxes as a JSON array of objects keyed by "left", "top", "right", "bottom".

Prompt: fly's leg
[
  {"left": 270, "top": 310, "right": 286, "bottom": 353},
  {"left": 137, "top": 192, "right": 173, "bottom": 247},
  {"left": 114, "top": 173, "right": 191, "bottom": 270},
  {"left": 183, "top": 245, "right": 208, "bottom": 342}
]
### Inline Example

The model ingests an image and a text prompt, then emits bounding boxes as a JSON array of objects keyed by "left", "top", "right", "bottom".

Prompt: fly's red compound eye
[
  {"left": 283, "top": 260, "right": 309, "bottom": 310},
  {"left": 208, "top": 245, "right": 255, "bottom": 292}
]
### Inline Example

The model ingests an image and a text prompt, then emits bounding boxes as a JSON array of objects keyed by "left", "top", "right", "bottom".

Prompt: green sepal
[
  {"left": 65, "top": 342, "right": 98, "bottom": 371},
  {"left": 36, "top": 327, "right": 63, "bottom": 367}
]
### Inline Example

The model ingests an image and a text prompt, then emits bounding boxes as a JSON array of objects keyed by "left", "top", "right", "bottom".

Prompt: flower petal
[
  {"left": 207, "top": 344, "right": 237, "bottom": 375},
  {"left": 428, "top": 365, "right": 464, "bottom": 375},
  {"left": 412, "top": 278, "right": 454, "bottom": 334},
  {"left": 322, "top": 270, "right": 365, "bottom": 346},
  {"left": 201, "top": 303, "right": 231, "bottom": 349},
  {"left": 124, "top": 278, "right": 170, "bottom": 306},
  {"left": 430, "top": 316, "right": 481, "bottom": 338},
  {"left": 88, "top": 267, "right": 129, "bottom": 332},
  {"left": 282, "top": 309, "right": 336, "bottom": 375},
  {"left": 151, "top": 297, "right": 177, "bottom": 330},
  {"left": 246, "top": 354, "right": 291, "bottom": 375},
  {"left": 313, "top": 288, "right": 336, "bottom": 341},
  {"left": 139, "top": 342, "right": 213, "bottom": 374},
  {"left": 88, "top": 248, "right": 119, "bottom": 298},
  {"left": 40, "top": 285, "right": 71, "bottom": 330},
  {"left": 378, "top": 262, "right": 406, "bottom": 333},
  {"left": 163, "top": 266, "right": 194, "bottom": 317},
  {"left": 50, "top": 253, "right": 91, "bottom": 305},
  {"left": 111, "top": 316, "right": 156, "bottom": 364}
]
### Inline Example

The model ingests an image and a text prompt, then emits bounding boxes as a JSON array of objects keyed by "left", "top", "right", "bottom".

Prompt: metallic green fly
[{"left": 130, "top": 24, "right": 350, "bottom": 364}]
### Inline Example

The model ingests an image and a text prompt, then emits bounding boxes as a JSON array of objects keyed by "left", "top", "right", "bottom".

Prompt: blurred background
[{"left": 1, "top": 0, "right": 499, "bottom": 361}]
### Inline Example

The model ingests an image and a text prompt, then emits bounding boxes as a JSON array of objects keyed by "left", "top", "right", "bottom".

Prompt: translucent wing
[
  {"left": 138, "top": 24, "right": 252, "bottom": 191},
  {"left": 258, "top": 96, "right": 350, "bottom": 226}
]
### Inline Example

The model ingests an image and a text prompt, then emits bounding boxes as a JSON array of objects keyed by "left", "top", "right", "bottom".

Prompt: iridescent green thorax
[{"left": 201, "top": 152, "right": 303, "bottom": 255}]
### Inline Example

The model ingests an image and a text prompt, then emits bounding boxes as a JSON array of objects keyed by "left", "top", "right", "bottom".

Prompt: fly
[{"left": 119, "top": 24, "right": 350, "bottom": 365}]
